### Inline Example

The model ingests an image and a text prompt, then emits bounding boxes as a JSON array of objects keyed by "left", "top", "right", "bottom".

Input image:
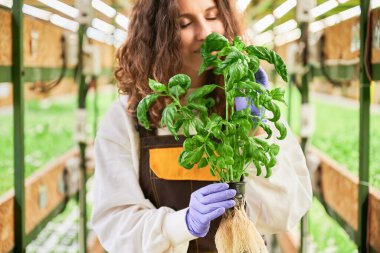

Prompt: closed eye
[{"left": 180, "top": 22, "right": 191, "bottom": 29}]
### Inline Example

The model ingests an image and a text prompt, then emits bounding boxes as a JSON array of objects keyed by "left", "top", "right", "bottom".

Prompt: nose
[{"left": 196, "top": 20, "right": 212, "bottom": 41}]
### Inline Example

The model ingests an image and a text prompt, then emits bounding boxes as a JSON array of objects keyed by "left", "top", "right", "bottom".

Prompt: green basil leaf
[
  {"left": 266, "top": 155, "right": 276, "bottom": 169},
  {"left": 254, "top": 138, "right": 269, "bottom": 151},
  {"left": 247, "top": 56, "right": 260, "bottom": 72},
  {"left": 264, "top": 101, "right": 281, "bottom": 122},
  {"left": 236, "top": 118, "right": 251, "bottom": 134},
  {"left": 265, "top": 165, "right": 273, "bottom": 178},
  {"left": 233, "top": 36, "right": 246, "bottom": 51},
  {"left": 168, "top": 74, "right": 191, "bottom": 90},
  {"left": 246, "top": 45, "right": 288, "bottom": 83},
  {"left": 216, "top": 157, "right": 226, "bottom": 169},
  {"left": 194, "top": 135, "right": 205, "bottom": 143},
  {"left": 198, "top": 157, "right": 208, "bottom": 169},
  {"left": 174, "top": 119, "right": 184, "bottom": 132},
  {"left": 212, "top": 128, "right": 223, "bottom": 139},
  {"left": 148, "top": 79, "right": 167, "bottom": 93},
  {"left": 270, "top": 88, "right": 286, "bottom": 104},
  {"left": 178, "top": 150, "right": 194, "bottom": 169},
  {"left": 222, "top": 144, "right": 234, "bottom": 155},
  {"left": 199, "top": 97, "right": 216, "bottom": 108},
  {"left": 225, "top": 156, "right": 234, "bottom": 165},
  {"left": 228, "top": 60, "right": 246, "bottom": 83},
  {"left": 187, "top": 84, "right": 218, "bottom": 102},
  {"left": 199, "top": 54, "right": 220, "bottom": 75},
  {"left": 246, "top": 81, "right": 266, "bottom": 93},
  {"left": 270, "top": 143, "right": 280, "bottom": 155},
  {"left": 188, "top": 103, "right": 208, "bottom": 114},
  {"left": 202, "top": 32, "right": 229, "bottom": 53},
  {"left": 205, "top": 145, "right": 215, "bottom": 158},
  {"left": 261, "top": 123, "right": 272, "bottom": 139},
  {"left": 217, "top": 46, "right": 233, "bottom": 57},
  {"left": 169, "top": 86, "right": 186, "bottom": 97},
  {"left": 206, "top": 140, "right": 216, "bottom": 151},
  {"left": 275, "top": 121, "right": 287, "bottom": 140},
  {"left": 183, "top": 138, "right": 197, "bottom": 152},
  {"left": 191, "top": 147, "right": 204, "bottom": 164},
  {"left": 136, "top": 94, "right": 159, "bottom": 130},
  {"left": 253, "top": 160, "right": 262, "bottom": 176},
  {"left": 161, "top": 103, "right": 177, "bottom": 134},
  {"left": 183, "top": 120, "right": 191, "bottom": 137}
]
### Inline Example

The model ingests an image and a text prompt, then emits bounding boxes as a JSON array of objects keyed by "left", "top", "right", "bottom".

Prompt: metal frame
[
  {"left": 77, "top": 24, "right": 88, "bottom": 253},
  {"left": 0, "top": 66, "right": 112, "bottom": 83},
  {"left": 358, "top": 0, "right": 371, "bottom": 252},
  {"left": 12, "top": 0, "right": 26, "bottom": 252},
  {"left": 299, "top": 20, "right": 311, "bottom": 253}
]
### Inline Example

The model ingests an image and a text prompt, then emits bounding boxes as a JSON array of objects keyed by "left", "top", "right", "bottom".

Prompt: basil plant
[{"left": 137, "top": 33, "right": 288, "bottom": 182}]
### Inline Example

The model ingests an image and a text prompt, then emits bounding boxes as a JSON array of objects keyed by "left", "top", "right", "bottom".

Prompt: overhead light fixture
[
  {"left": 86, "top": 27, "right": 114, "bottom": 45},
  {"left": 309, "top": 14, "right": 339, "bottom": 33},
  {"left": 275, "top": 28, "right": 301, "bottom": 46},
  {"left": 372, "top": 0, "right": 380, "bottom": 9},
  {"left": 114, "top": 29, "right": 127, "bottom": 49},
  {"left": 309, "top": 5, "right": 360, "bottom": 33},
  {"left": 50, "top": 14, "right": 79, "bottom": 32},
  {"left": 252, "top": 30, "right": 274, "bottom": 46},
  {"left": 236, "top": 0, "right": 251, "bottom": 13},
  {"left": 338, "top": 6, "right": 360, "bottom": 21},
  {"left": 92, "top": 18, "right": 115, "bottom": 34},
  {"left": 310, "top": 0, "right": 338, "bottom": 18},
  {"left": 274, "top": 19, "right": 298, "bottom": 35},
  {"left": 324, "top": 14, "right": 340, "bottom": 26},
  {"left": 114, "top": 28, "right": 128, "bottom": 43},
  {"left": 23, "top": 4, "right": 52, "bottom": 21},
  {"left": 273, "top": 0, "right": 297, "bottom": 19},
  {"left": 114, "top": 40, "right": 123, "bottom": 49},
  {"left": 309, "top": 20, "right": 325, "bottom": 33},
  {"left": 253, "top": 14, "right": 275, "bottom": 33},
  {"left": 91, "top": 0, "right": 116, "bottom": 18},
  {"left": 0, "top": 0, "right": 12, "bottom": 8},
  {"left": 38, "top": 0, "right": 79, "bottom": 19},
  {"left": 115, "top": 13, "right": 129, "bottom": 31}
]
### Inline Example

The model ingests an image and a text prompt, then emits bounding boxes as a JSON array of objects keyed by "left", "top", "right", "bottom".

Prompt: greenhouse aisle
[
  {"left": 26, "top": 178, "right": 95, "bottom": 253},
  {"left": 2, "top": 0, "right": 380, "bottom": 251}
]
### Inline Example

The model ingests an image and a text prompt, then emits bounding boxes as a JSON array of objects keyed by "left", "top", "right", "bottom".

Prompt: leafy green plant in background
[
  {"left": 281, "top": 86, "right": 380, "bottom": 188},
  {"left": 0, "top": 88, "right": 116, "bottom": 195},
  {"left": 137, "top": 33, "right": 288, "bottom": 182},
  {"left": 280, "top": 86, "right": 380, "bottom": 252}
]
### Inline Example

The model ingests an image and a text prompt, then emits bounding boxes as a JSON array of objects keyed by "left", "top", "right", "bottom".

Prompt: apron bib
[{"left": 137, "top": 126, "right": 220, "bottom": 253}]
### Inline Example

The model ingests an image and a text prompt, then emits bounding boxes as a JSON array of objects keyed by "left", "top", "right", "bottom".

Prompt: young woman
[{"left": 91, "top": 0, "right": 312, "bottom": 252}]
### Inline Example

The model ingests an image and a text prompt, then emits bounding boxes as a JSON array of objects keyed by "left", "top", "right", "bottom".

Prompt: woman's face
[{"left": 177, "top": 0, "right": 225, "bottom": 74}]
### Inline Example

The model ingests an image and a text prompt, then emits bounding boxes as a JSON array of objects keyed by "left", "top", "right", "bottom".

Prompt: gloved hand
[
  {"left": 186, "top": 183, "right": 236, "bottom": 237},
  {"left": 235, "top": 66, "right": 269, "bottom": 117}
]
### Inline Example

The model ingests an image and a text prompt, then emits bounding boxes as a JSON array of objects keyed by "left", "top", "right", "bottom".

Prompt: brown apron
[{"left": 137, "top": 125, "right": 221, "bottom": 253}]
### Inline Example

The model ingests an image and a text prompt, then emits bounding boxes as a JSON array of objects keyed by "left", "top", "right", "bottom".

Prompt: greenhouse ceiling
[{"left": 1, "top": 0, "right": 379, "bottom": 47}]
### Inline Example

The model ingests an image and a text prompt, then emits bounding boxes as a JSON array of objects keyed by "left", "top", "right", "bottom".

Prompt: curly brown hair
[{"left": 115, "top": 0, "right": 242, "bottom": 128}]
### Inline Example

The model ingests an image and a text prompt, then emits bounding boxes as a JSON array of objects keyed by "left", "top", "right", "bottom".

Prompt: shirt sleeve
[
  {"left": 90, "top": 99, "right": 196, "bottom": 253},
  {"left": 244, "top": 119, "right": 313, "bottom": 235}
]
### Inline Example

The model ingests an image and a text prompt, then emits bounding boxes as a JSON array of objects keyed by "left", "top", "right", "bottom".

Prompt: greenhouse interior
[{"left": 0, "top": 0, "right": 379, "bottom": 252}]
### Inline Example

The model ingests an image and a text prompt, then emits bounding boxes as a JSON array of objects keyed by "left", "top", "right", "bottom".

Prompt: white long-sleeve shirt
[{"left": 91, "top": 95, "right": 312, "bottom": 253}]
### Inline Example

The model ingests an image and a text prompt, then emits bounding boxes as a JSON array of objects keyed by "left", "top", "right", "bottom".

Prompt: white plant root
[{"left": 215, "top": 201, "right": 268, "bottom": 253}]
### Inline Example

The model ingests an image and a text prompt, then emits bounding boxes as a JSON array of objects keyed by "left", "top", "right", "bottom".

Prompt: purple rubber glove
[
  {"left": 235, "top": 66, "right": 269, "bottom": 117},
  {"left": 186, "top": 183, "right": 236, "bottom": 237}
]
